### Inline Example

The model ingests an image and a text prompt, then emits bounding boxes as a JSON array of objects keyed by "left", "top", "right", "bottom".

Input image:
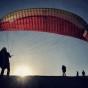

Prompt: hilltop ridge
[{"left": 0, "top": 76, "right": 88, "bottom": 88}]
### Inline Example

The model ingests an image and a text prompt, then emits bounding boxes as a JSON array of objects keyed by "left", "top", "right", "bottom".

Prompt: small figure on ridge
[
  {"left": 76, "top": 71, "right": 79, "bottom": 76},
  {"left": 82, "top": 70, "right": 85, "bottom": 76},
  {"left": 62, "top": 65, "right": 66, "bottom": 76}
]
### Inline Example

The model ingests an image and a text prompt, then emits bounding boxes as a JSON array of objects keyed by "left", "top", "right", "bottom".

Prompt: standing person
[
  {"left": 82, "top": 70, "right": 85, "bottom": 76},
  {"left": 0, "top": 47, "right": 12, "bottom": 76},
  {"left": 62, "top": 65, "right": 66, "bottom": 76},
  {"left": 76, "top": 71, "right": 79, "bottom": 76}
]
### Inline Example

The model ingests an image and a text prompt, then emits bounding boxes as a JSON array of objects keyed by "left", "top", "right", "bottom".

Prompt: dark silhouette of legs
[
  {"left": 7, "top": 66, "right": 10, "bottom": 76},
  {"left": 64, "top": 72, "right": 65, "bottom": 76},
  {"left": 1, "top": 68, "right": 5, "bottom": 76},
  {"left": 63, "top": 72, "right": 64, "bottom": 76},
  {"left": 63, "top": 72, "right": 66, "bottom": 76}
]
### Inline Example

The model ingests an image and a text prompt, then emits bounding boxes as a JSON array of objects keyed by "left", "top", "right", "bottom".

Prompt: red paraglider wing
[{"left": 0, "top": 8, "right": 88, "bottom": 41}]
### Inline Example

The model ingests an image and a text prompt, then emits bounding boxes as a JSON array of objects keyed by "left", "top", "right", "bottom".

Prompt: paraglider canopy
[{"left": 0, "top": 8, "right": 88, "bottom": 41}]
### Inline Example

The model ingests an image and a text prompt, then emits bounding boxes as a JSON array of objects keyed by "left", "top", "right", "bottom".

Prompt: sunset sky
[{"left": 0, "top": 0, "right": 88, "bottom": 76}]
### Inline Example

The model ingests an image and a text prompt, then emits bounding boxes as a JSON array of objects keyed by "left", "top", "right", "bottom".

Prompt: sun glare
[{"left": 14, "top": 66, "right": 32, "bottom": 76}]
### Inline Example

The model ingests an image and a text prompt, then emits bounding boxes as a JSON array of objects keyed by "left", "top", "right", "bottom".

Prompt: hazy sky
[{"left": 0, "top": 0, "right": 88, "bottom": 76}]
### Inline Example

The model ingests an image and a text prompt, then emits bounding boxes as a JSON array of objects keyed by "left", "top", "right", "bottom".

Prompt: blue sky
[{"left": 0, "top": 0, "right": 88, "bottom": 76}]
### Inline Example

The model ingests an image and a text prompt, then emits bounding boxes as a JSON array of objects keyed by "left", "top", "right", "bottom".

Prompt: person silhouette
[
  {"left": 62, "top": 65, "right": 66, "bottom": 76},
  {"left": 0, "top": 47, "right": 12, "bottom": 76},
  {"left": 76, "top": 71, "right": 79, "bottom": 76},
  {"left": 82, "top": 70, "right": 85, "bottom": 76}
]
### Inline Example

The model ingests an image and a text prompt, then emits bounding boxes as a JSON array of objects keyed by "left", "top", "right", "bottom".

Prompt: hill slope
[{"left": 0, "top": 76, "right": 88, "bottom": 88}]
